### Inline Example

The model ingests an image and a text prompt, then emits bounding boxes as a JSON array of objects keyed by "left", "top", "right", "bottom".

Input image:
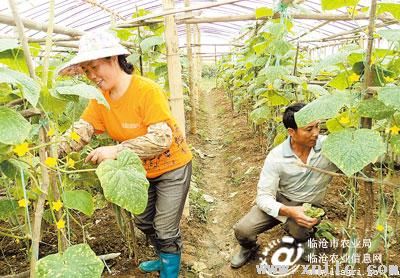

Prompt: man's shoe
[{"left": 230, "top": 244, "right": 260, "bottom": 268}]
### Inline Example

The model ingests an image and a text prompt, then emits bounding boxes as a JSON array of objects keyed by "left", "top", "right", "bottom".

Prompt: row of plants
[
  {"left": 217, "top": 0, "right": 400, "bottom": 265},
  {"left": 0, "top": 7, "right": 193, "bottom": 277}
]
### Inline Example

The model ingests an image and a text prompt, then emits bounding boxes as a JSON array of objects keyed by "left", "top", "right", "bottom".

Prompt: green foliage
[
  {"left": 356, "top": 99, "right": 395, "bottom": 120},
  {"left": 255, "top": 7, "right": 274, "bottom": 19},
  {"left": 35, "top": 244, "right": 104, "bottom": 278},
  {"left": 54, "top": 82, "right": 109, "bottom": 109},
  {"left": 0, "top": 39, "right": 19, "bottom": 52},
  {"left": 201, "top": 64, "right": 217, "bottom": 78},
  {"left": 250, "top": 106, "right": 270, "bottom": 125},
  {"left": 96, "top": 150, "right": 149, "bottom": 215},
  {"left": 377, "top": 3, "right": 400, "bottom": 20},
  {"left": 0, "top": 107, "right": 31, "bottom": 145},
  {"left": 377, "top": 29, "right": 400, "bottom": 42},
  {"left": 390, "top": 135, "right": 400, "bottom": 154},
  {"left": 62, "top": 190, "right": 94, "bottom": 216},
  {"left": 321, "top": 0, "right": 359, "bottom": 10},
  {"left": 315, "top": 220, "right": 337, "bottom": 241},
  {"left": 0, "top": 199, "right": 18, "bottom": 220},
  {"left": 294, "top": 93, "right": 350, "bottom": 127},
  {"left": 303, "top": 203, "right": 325, "bottom": 218},
  {"left": 140, "top": 36, "right": 164, "bottom": 53},
  {"left": 0, "top": 67, "right": 40, "bottom": 107},
  {"left": 322, "top": 129, "right": 385, "bottom": 176},
  {"left": 378, "top": 86, "right": 400, "bottom": 111}
]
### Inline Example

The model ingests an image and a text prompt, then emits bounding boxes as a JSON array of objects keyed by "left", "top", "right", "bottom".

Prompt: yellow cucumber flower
[
  {"left": 52, "top": 200, "right": 63, "bottom": 212},
  {"left": 69, "top": 131, "right": 81, "bottom": 142},
  {"left": 45, "top": 157, "right": 57, "bottom": 168},
  {"left": 56, "top": 219, "right": 65, "bottom": 230},
  {"left": 13, "top": 142, "right": 29, "bottom": 157}
]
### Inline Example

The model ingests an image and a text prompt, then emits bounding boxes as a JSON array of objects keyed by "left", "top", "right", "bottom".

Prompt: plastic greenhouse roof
[{"left": 0, "top": 0, "right": 399, "bottom": 60}]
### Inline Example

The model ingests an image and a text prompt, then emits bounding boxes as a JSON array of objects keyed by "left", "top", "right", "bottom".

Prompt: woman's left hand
[{"left": 85, "top": 146, "right": 119, "bottom": 164}]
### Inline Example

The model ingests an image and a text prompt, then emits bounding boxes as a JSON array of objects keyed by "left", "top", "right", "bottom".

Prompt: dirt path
[{"left": 182, "top": 87, "right": 274, "bottom": 277}]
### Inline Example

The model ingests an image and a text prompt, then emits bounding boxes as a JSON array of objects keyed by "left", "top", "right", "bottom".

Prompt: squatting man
[{"left": 231, "top": 103, "right": 338, "bottom": 268}]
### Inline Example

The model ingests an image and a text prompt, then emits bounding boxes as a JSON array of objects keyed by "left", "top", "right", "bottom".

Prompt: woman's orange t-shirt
[{"left": 81, "top": 74, "right": 192, "bottom": 178}]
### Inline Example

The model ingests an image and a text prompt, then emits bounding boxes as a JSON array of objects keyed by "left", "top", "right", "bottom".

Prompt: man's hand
[
  {"left": 85, "top": 146, "right": 120, "bottom": 164},
  {"left": 280, "top": 205, "right": 318, "bottom": 229}
]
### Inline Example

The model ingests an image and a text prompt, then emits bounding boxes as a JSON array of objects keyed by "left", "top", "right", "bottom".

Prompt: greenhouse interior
[{"left": 0, "top": 0, "right": 400, "bottom": 277}]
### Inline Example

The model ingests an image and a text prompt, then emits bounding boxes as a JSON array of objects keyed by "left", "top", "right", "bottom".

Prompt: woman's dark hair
[
  {"left": 105, "top": 55, "right": 134, "bottom": 74},
  {"left": 283, "top": 103, "right": 306, "bottom": 130},
  {"left": 117, "top": 55, "right": 133, "bottom": 74}
]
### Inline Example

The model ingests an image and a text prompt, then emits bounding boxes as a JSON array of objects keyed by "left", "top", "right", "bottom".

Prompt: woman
[{"left": 58, "top": 30, "right": 192, "bottom": 277}]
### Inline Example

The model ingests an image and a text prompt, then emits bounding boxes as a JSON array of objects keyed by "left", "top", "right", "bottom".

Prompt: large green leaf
[
  {"left": 328, "top": 71, "right": 351, "bottom": 90},
  {"left": 250, "top": 106, "right": 270, "bottom": 125},
  {"left": 0, "top": 107, "right": 31, "bottom": 145},
  {"left": 0, "top": 39, "right": 19, "bottom": 52},
  {"left": 322, "top": 129, "right": 385, "bottom": 176},
  {"left": 255, "top": 7, "right": 274, "bottom": 18},
  {"left": 55, "top": 83, "right": 109, "bottom": 109},
  {"left": 0, "top": 199, "right": 18, "bottom": 220},
  {"left": 377, "top": 3, "right": 400, "bottom": 20},
  {"left": 312, "top": 45, "right": 359, "bottom": 77},
  {"left": 294, "top": 93, "right": 350, "bottom": 127},
  {"left": 0, "top": 49, "right": 29, "bottom": 73},
  {"left": 356, "top": 98, "right": 395, "bottom": 120},
  {"left": 259, "top": 66, "right": 289, "bottom": 83},
  {"left": 321, "top": 0, "right": 359, "bottom": 10},
  {"left": 62, "top": 190, "right": 94, "bottom": 216},
  {"left": 140, "top": 36, "right": 164, "bottom": 53},
  {"left": 127, "top": 53, "right": 140, "bottom": 65},
  {"left": 0, "top": 67, "right": 40, "bottom": 107},
  {"left": 35, "top": 244, "right": 103, "bottom": 278},
  {"left": 96, "top": 150, "right": 149, "bottom": 215},
  {"left": 307, "top": 84, "right": 329, "bottom": 96},
  {"left": 377, "top": 29, "right": 400, "bottom": 42},
  {"left": 266, "top": 91, "right": 289, "bottom": 106},
  {"left": 378, "top": 86, "right": 400, "bottom": 111},
  {"left": 253, "top": 41, "right": 269, "bottom": 55}
]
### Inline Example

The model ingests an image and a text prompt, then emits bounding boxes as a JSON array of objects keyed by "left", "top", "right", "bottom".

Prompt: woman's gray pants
[{"left": 134, "top": 161, "right": 192, "bottom": 254}]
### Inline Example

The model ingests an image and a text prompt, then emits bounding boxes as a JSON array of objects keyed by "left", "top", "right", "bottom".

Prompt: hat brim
[{"left": 57, "top": 46, "right": 130, "bottom": 76}]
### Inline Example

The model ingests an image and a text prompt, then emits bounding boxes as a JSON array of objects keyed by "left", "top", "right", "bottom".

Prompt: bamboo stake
[
  {"left": 41, "top": 0, "right": 54, "bottom": 88},
  {"left": 361, "top": 0, "right": 378, "bottom": 246},
  {"left": 162, "top": 0, "right": 186, "bottom": 135},
  {"left": 185, "top": 0, "right": 197, "bottom": 135},
  {"left": 194, "top": 24, "right": 202, "bottom": 90},
  {"left": 7, "top": 0, "right": 36, "bottom": 78}
]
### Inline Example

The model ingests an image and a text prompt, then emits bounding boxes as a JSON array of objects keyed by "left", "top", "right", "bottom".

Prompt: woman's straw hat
[{"left": 57, "top": 29, "right": 130, "bottom": 75}]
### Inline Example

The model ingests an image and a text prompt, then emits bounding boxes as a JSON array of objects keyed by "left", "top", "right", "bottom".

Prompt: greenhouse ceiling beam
[
  {"left": 116, "top": 0, "right": 242, "bottom": 27},
  {"left": 179, "top": 43, "right": 244, "bottom": 47},
  {"left": 182, "top": 13, "right": 389, "bottom": 24},
  {"left": 289, "top": 21, "right": 331, "bottom": 42},
  {"left": 0, "top": 13, "right": 83, "bottom": 37},
  {"left": 319, "top": 19, "right": 397, "bottom": 41},
  {"left": 300, "top": 35, "right": 362, "bottom": 43},
  {"left": 119, "top": 13, "right": 392, "bottom": 28}
]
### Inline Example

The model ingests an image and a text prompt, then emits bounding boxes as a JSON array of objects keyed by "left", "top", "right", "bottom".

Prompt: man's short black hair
[{"left": 283, "top": 103, "right": 306, "bottom": 129}]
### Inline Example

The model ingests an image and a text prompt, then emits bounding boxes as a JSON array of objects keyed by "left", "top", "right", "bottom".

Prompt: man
[{"left": 231, "top": 103, "right": 337, "bottom": 268}]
